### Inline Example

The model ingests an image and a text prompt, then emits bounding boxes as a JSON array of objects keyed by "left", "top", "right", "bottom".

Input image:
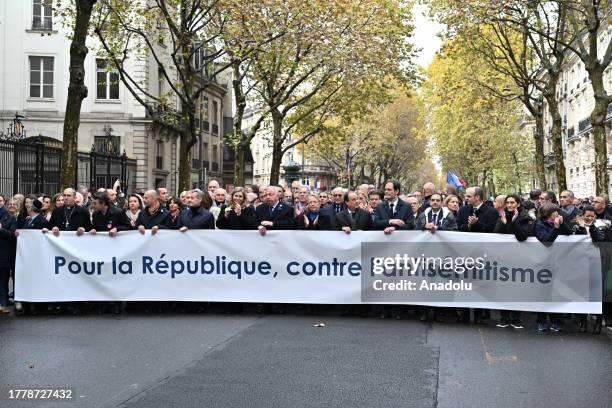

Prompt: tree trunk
[
  {"left": 591, "top": 84, "right": 609, "bottom": 195},
  {"left": 545, "top": 77, "right": 567, "bottom": 192},
  {"left": 269, "top": 109, "right": 284, "bottom": 185},
  {"left": 233, "top": 144, "right": 245, "bottom": 186},
  {"left": 588, "top": 63, "right": 610, "bottom": 195},
  {"left": 533, "top": 113, "right": 547, "bottom": 189},
  {"left": 60, "top": 0, "right": 96, "bottom": 190},
  {"left": 231, "top": 60, "right": 246, "bottom": 186},
  {"left": 178, "top": 131, "right": 192, "bottom": 192}
]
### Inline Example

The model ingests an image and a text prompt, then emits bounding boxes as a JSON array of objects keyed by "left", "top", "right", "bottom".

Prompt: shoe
[
  {"left": 14, "top": 302, "right": 23, "bottom": 312},
  {"left": 537, "top": 323, "right": 548, "bottom": 332},
  {"left": 579, "top": 319, "right": 587, "bottom": 333},
  {"left": 549, "top": 324, "right": 562, "bottom": 332},
  {"left": 510, "top": 322, "right": 524, "bottom": 329},
  {"left": 496, "top": 321, "right": 509, "bottom": 328}
]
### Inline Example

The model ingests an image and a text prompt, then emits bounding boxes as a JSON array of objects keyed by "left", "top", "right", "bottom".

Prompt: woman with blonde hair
[{"left": 216, "top": 188, "right": 257, "bottom": 230}]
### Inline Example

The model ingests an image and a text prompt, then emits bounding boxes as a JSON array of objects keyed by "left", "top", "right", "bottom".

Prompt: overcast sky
[{"left": 411, "top": 4, "right": 445, "bottom": 70}]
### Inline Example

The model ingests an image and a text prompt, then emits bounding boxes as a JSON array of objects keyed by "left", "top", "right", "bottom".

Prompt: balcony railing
[
  {"left": 578, "top": 117, "right": 592, "bottom": 133},
  {"left": 192, "top": 158, "right": 201, "bottom": 169}
]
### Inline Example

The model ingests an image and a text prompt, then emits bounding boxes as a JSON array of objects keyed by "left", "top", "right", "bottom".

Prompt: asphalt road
[{"left": 1, "top": 311, "right": 611, "bottom": 408}]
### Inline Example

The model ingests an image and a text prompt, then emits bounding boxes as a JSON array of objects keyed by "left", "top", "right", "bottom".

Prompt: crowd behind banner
[{"left": 1, "top": 179, "right": 611, "bottom": 334}]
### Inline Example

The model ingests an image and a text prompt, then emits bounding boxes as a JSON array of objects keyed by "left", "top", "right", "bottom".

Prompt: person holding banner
[
  {"left": 136, "top": 190, "right": 170, "bottom": 234},
  {"left": 90, "top": 192, "right": 132, "bottom": 236},
  {"left": 0, "top": 198, "right": 17, "bottom": 314},
  {"left": 177, "top": 189, "right": 215, "bottom": 231},
  {"left": 255, "top": 186, "right": 295, "bottom": 236},
  {"left": 47, "top": 188, "right": 92, "bottom": 236},
  {"left": 335, "top": 191, "right": 372, "bottom": 233},
  {"left": 374, "top": 180, "right": 415, "bottom": 234},
  {"left": 493, "top": 194, "right": 533, "bottom": 329},
  {"left": 217, "top": 189, "right": 257, "bottom": 230},
  {"left": 297, "top": 195, "right": 333, "bottom": 231},
  {"left": 416, "top": 193, "right": 458, "bottom": 232},
  {"left": 534, "top": 202, "right": 572, "bottom": 332}
]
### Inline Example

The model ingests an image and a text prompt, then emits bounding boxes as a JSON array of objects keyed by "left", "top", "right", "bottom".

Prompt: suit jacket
[
  {"left": 456, "top": 203, "right": 499, "bottom": 233},
  {"left": 22, "top": 213, "right": 51, "bottom": 230},
  {"left": 255, "top": 201, "right": 295, "bottom": 230},
  {"left": 216, "top": 205, "right": 258, "bottom": 230},
  {"left": 92, "top": 205, "right": 133, "bottom": 232},
  {"left": 296, "top": 211, "right": 333, "bottom": 231},
  {"left": 415, "top": 207, "right": 457, "bottom": 231},
  {"left": 320, "top": 204, "right": 340, "bottom": 229},
  {"left": 335, "top": 208, "right": 372, "bottom": 231},
  {"left": 177, "top": 207, "right": 215, "bottom": 230},
  {"left": 373, "top": 199, "right": 414, "bottom": 230}
]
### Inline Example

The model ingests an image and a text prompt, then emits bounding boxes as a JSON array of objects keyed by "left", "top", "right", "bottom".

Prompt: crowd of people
[{"left": 0, "top": 179, "right": 610, "bottom": 334}]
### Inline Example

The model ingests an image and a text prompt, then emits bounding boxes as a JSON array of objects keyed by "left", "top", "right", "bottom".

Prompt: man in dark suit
[
  {"left": 23, "top": 199, "right": 51, "bottom": 230},
  {"left": 456, "top": 187, "right": 499, "bottom": 233},
  {"left": 90, "top": 191, "right": 133, "bottom": 236},
  {"left": 455, "top": 186, "right": 499, "bottom": 324},
  {"left": 373, "top": 180, "right": 414, "bottom": 233},
  {"left": 336, "top": 191, "right": 372, "bottom": 233},
  {"left": 255, "top": 186, "right": 295, "bottom": 235}
]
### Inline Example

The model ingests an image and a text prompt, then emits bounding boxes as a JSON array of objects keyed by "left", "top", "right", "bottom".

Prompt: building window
[
  {"left": 29, "top": 56, "right": 53, "bottom": 98},
  {"left": 211, "top": 144, "right": 219, "bottom": 171},
  {"left": 201, "top": 97, "right": 209, "bottom": 131},
  {"left": 203, "top": 142, "right": 209, "bottom": 161},
  {"left": 155, "top": 140, "right": 164, "bottom": 169},
  {"left": 96, "top": 59, "right": 119, "bottom": 100},
  {"left": 32, "top": 0, "right": 52, "bottom": 30},
  {"left": 212, "top": 100, "right": 219, "bottom": 135},
  {"left": 94, "top": 135, "right": 121, "bottom": 155},
  {"left": 158, "top": 68, "right": 164, "bottom": 97}
]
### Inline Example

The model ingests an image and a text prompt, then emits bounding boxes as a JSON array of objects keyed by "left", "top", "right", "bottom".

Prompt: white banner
[{"left": 15, "top": 229, "right": 602, "bottom": 313}]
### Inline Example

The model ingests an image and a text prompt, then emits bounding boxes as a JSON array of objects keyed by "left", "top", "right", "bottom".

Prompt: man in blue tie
[{"left": 416, "top": 193, "right": 458, "bottom": 232}]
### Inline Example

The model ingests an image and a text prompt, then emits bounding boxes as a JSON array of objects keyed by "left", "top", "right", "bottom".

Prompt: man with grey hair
[{"left": 560, "top": 189, "right": 581, "bottom": 225}]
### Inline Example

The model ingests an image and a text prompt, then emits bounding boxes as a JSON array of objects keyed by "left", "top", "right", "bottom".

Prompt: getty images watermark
[{"left": 360, "top": 242, "right": 605, "bottom": 303}]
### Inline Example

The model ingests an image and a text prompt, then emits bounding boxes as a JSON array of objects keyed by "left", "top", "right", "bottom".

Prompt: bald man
[{"left": 421, "top": 182, "right": 436, "bottom": 211}]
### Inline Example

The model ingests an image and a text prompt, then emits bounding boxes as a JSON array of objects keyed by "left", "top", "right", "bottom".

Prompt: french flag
[{"left": 447, "top": 170, "right": 466, "bottom": 189}]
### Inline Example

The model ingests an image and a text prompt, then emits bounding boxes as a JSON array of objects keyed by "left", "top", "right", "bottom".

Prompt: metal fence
[{"left": 0, "top": 137, "right": 136, "bottom": 197}]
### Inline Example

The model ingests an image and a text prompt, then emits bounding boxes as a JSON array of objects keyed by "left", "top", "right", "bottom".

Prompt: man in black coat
[
  {"left": 336, "top": 191, "right": 372, "bottom": 233},
  {"left": 456, "top": 187, "right": 499, "bottom": 233},
  {"left": 0, "top": 203, "right": 17, "bottom": 312},
  {"left": 178, "top": 189, "right": 215, "bottom": 230},
  {"left": 373, "top": 180, "right": 414, "bottom": 233},
  {"left": 255, "top": 186, "right": 295, "bottom": 235},
  {"left": 90, "top": 191, "right": 132, "bottom": 236},
  {"left": 455, "top": 186, "right": 499, "bottom": 323},
  {"left": 136, "top": 190, "right": 171, "bottom": 234},
  {"left": 48, "top": 188, "right": 92, "bottom": 235}
]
